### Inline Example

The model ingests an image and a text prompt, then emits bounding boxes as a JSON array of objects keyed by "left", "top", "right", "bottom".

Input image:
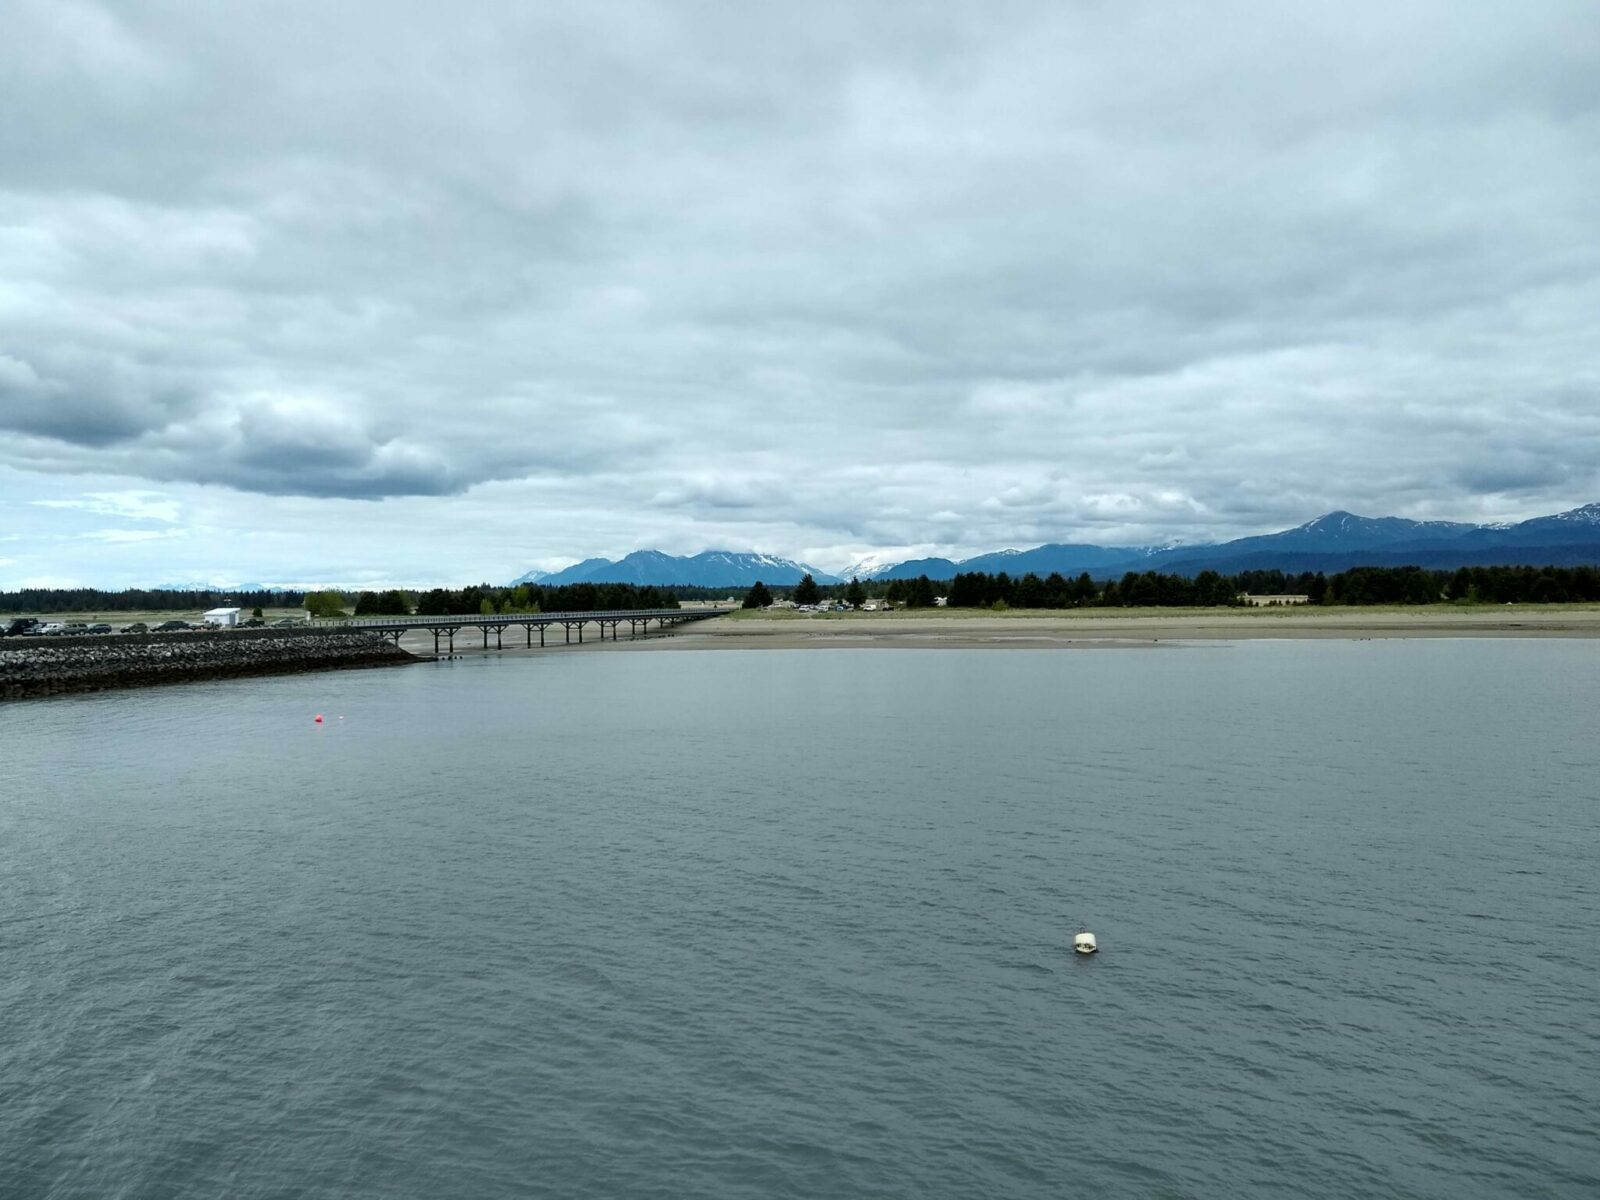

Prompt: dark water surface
[{"left": 3, "top": 640, "right": 1597, "bottom": 1198}]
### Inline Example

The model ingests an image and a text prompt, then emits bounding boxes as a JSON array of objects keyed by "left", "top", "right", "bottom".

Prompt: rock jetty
[{"left": 1, "top": 628, "right": 418, "bottom": 700}]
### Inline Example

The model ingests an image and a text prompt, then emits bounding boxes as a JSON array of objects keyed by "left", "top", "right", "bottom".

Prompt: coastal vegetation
[
  {"left": 933, "top": 565, "right": 1600, "bottom": 608},
  {"left": 741, "top": 564, "right": 1600, "bottom": 610},
  {"left": 0, "top": 587, "right": 308, "bottom": 614},
  {"left": 410, "top": 582, "right": 680, "bottom": 616},
  {"left": 2, "top": 582, "right": 681, "bottom": 619},
  {"left": 8, "top": 565, "right": 1599, "bottom": 620}
]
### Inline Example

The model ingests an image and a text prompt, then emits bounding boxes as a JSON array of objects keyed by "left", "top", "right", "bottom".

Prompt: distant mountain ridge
[
  {"left": 512, "top": 550, "right": 838, "bottom": 588},
  {"left": 508, "top": 504, "right": 1600, "bottom": 587},
  {"left": 870, "top": 504, "right": 1600, "bottom": 580}
]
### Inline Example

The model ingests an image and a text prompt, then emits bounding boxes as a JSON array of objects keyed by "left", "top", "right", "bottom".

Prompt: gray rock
[{"left": 1, "top": 628, "right": 417, "bottom": 700}]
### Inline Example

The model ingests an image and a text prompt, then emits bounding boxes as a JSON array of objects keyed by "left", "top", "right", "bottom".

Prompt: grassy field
[{"left": 723, "top": 602, "right": 1600, "bottom": 621}]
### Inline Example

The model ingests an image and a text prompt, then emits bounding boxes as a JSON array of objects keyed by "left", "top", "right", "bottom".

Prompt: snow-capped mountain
[
  {"left": 153, "top": 580, "right": 271, "bottom": 593},
  {"left": 1161, "top": 511, "right": 1477, "bottom": 559},
  {"left": 859, "top": 503, "right": 1600, "bottom": 579},
  {"left": 1141, "top": 504, "right": 1600, "bottom": 574},
  {"left": 502, "top": 504, "right": 1600, "bottom": 588},
  {"left": 838, "top": 553, "right": 906, "bottom": 581},
  {"left": 1466, "top": 501, "right": 1600, "bottom": 544},
  {"left": 518, "top": 551, "right": 838, "bottom": 588}
]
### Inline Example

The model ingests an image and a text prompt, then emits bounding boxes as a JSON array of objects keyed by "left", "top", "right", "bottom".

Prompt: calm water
[{"left": 2, "top": 640, "right": 1597, "bottom": 1198}]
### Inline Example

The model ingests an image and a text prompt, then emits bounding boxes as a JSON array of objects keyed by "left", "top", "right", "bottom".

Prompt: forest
[
  {"left": 871, "top": 564, "right": 1600, "bottom": 608},
  {"left": 1, "top": 582, "right": 680, "bottom": 617},
  {"left": 8, "top": 564, "right": 1600, "bottom": 616}
]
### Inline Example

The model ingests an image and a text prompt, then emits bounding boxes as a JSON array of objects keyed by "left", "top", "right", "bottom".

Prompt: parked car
[
  {"left": 85, "top": 623, "right": 114, "bottom": 634},
  {"left": 36, "top": 622, "right": 68, "bottom": 634},
  {"left": 271, "top": 617, "right": 302, "bottom": 627},
  {"left": 240, "top": 618, "right": 266, "bottom": 628},
  {"left": 3, "top": 618, "right": 42, "bottom": 637},
  {"left": 153, "top": 620, "right": 190, "bottom": 632},
  {"left": 121, "top": 622, "right": 149, "bottom": 634}
]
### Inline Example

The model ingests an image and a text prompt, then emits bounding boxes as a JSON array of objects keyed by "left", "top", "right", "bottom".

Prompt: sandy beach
[{"left": 396, "top": 605, "right": 1600, "bottom": 657}]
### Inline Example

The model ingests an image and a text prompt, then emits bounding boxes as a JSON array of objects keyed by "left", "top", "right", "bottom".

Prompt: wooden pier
[{"left": 308, "top": 608, "right": 723, "bottom": 656}]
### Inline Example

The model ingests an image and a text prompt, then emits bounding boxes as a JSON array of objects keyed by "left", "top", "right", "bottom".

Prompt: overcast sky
[{"left": 2, "top": 1, "right": 1598, "bottom": 587}]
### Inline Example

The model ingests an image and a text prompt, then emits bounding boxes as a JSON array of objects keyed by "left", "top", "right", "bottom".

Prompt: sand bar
[
  {"left": 622, "top": 607, "right": 1600, "bottom": 651},
  {"left": 397, "top": 606, "right": 1600, "bottom": 657}
]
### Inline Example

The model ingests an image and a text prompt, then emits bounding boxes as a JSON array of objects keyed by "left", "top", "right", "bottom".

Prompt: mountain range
[
  {"left": 509, "top": 503, "right": 1600, "bottom": 588},
  {"left": 511, "top": 551, "right": 838, "bottom": 589}
]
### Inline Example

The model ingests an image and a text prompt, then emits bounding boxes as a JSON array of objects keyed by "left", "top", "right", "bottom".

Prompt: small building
[
  {"left": 1239, "top": 594, "right": 1310, "bottom": 607},
  {"left": 202, "top": 607, "right": 242, "bottom": 626}
]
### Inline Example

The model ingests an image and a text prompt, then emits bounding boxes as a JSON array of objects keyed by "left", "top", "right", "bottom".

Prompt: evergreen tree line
[
  {"left": 0, "top": 587, "right": 306, "bottom": 614},
  {"left": 936, "top": 564, "right": 1600, "bottom": 608},
  {"left": 410, "top": 581, "right": 680, "bottom": 616},
  {"left": 2, "top": 582, "right": 680, "bottom": 617},
  {"left": 12, "top": 563, "right": 1600, "bottom": 616}
]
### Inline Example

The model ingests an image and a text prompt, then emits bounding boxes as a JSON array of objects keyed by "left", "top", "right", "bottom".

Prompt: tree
[
  {"left": 251, "top": 607, "right": 264, "bottom": 619},
  {"left": 845, "top": 576, "right": 866, "bottom": 609},
  {"left": 1016, "top": 572, "right": 1045, "bottom": 609},
  {"left": 743, "top": 581, "right": 773, "bottom": 609},
  {"left": 415, "top": 588, "right": 452, "bottom": 616},
  {"left": 793, "top": 573, "right": 821, "bottom": 606},
  {"left": 908, "top": 574, "right": 937, "bottom": 608},
  {"left": 1193, "top": 570, "right": 1231, "bottom": 607},
  {"left": 304, "top": 590, "right": 347, "bottom": 619}
]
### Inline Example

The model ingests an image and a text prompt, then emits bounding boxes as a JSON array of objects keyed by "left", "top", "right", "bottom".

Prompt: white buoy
[{"left": 1073, "top": 930, "right": 1098, "bottom": 955}]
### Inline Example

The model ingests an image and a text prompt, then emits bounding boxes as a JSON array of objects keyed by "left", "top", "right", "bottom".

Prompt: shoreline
[
  {"left": 10, "top": 607, "right": 1598, "bottom": 690},
  {"left": 395, "top": 605, "right": 1600, "bottom": 657},
  {"left": 682, "top": 608, "right": 1600, "bottom": 648}
]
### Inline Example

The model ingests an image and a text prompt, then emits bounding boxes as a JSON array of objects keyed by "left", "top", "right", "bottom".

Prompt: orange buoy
[{"left": 314, "top": 714, "right": 323, "bottom": 723}]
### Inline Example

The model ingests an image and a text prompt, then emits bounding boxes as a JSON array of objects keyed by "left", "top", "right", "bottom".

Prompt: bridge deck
[{"left": 308, "top": 607, "right": 726, "bottom": 653}]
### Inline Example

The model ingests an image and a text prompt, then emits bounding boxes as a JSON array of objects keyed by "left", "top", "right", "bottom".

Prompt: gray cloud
[{"left": 2, "top": 1, "right": 1598, "bottom": 585}]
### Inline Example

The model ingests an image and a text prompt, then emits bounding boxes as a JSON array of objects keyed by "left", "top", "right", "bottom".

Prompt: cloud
[
  {"left": 79, "top": 527, "right": 184, "bottom": 544},
  {"left": 1, "top": 1, "right": 1598, "bottom": 585},
  {"left": 648, "top": 475, "right": 774, "bottom": 510},
  {"left": 31, "top": 489, "right": 181, "bottom": 522}
]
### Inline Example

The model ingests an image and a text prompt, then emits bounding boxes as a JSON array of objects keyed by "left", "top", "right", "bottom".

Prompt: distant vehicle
[
  {"left": 3, "top": 618, "right": 41, "bottom": 637},
  {"left": 85, "top": 623, "right": 114, "bottom": 634},
  {"left": 36, "top": 622, "right": 68, "bottom": 634},
  {"left": 271, "top": 618, "right": 302, "bottom": 628},
  {"left": 153, "top": 620, "right": 190, "bottom": 632},
  {"left": 121, "top": 622, "right": 149, "bottom": 634},
  {"left": 240, "top": 618, "right": 266, "bottom": 627}
]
